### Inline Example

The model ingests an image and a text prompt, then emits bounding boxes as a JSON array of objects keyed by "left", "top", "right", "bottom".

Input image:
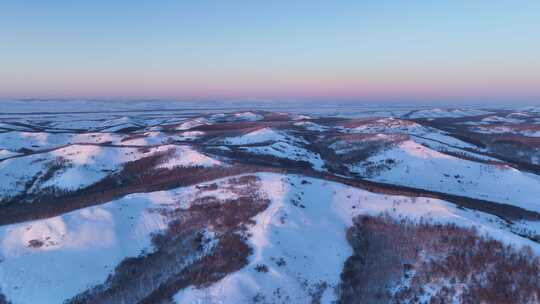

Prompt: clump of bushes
[
  {"left": 338, "top": 214, "right": 540, "bottom": 304},
  {"left": 254, "top": 264, "right": 269, "bottom": 273}
]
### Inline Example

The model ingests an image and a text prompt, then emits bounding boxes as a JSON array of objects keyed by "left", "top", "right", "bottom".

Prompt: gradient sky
[{"left": 1, "top": 1, "right": 539, "bottom": 103}]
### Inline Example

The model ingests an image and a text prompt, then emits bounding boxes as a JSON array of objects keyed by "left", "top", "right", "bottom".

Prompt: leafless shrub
[
  {"left": 254, "top": 264, "right": 269, "bottom": 273},
  {"left": 27, "top": 239, "right": 44, "bottom": 248},
  {"left": 338, "top": 214, "right": 540, "bottom": 304}
]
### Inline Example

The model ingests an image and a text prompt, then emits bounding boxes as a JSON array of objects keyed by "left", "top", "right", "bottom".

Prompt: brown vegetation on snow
[{"left": 338, "top": 215, "right": 540, "bottom": 304}]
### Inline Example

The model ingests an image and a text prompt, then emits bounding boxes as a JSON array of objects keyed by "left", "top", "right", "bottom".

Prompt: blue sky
[{"left": 1, "top": 1, "right": 539, "bottom": 102}]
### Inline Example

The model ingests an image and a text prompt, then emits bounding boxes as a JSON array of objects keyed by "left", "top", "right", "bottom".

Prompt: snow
[
  {"left": 38, "top": 116, "right": 146, "bottom": 131},
  {"left": 70, "top": 132, "right": 122, "bottom": 144},
  {"left": 99, "top": 123, "right": 140, "bottom": 133},
  {"left": 480, "top": 115, "right": 525, "bottom": 124},
  {"left": 410, "top": 136, "right": 499, "bottom": 162},
  {"left": 472, "top": 125, "right": 540, "bottom": 137},
  {"left": 521, "top": 130, "right": 540, "bottom": 137},
  {"left": 49, "top": 120, "right": 112, "bottom": 131},
  {"left": 0, "top": 149, "right": 20, "bottom": 160},
  {"left": 154, "top": 145, "right": 222, "bottom": 169},
  {"left": 174, "top": 173, "right": 540, "bottom": 304},
  {"left": 222, "top": 128, "right": 324, "bottom": 170},
  {"left": 407, "top": 108, "right": 490, "bottom": 119},
  {"left": 2, "top": 106, "right": 540, "bottom": 303},
  {"left": 240, "top": 142, "right": 325, "bottom": 171},
  {"left": 0, "top": 144, "right": 220, "bottom": 198},
  {"left": 223, "top": 128, "right": 306, "bottom": 145},
  {"left": 0, "top": 194, "right": 168, "bottom": 303},
  {"left": 36, "top": 145, "right": 149, "bottom": 192},
  {"left": 117, "top": 131, "right": 205, "bottom": 146},
  {"left": 181, "top": 131, "right": 205, "bottom": 140},
  {"left": 0, "top": 131, "right": 123, "bottom": 151},
  {"left": 1, "top": 151, "right": 537, "bottom": 304},
  {"left": 175, "top": 174, "right": 353, "bottom": 303},
  {"left": 342, "top": 118, "right": 477, "bottom": 149},
  {"left": 232, "top": 112, "right": 264, "bottom": 121},
  {"left": 472, "top": 126, "right": 514, "bottom": 134},
  {"left": 292, "top": 114, "right": 312, "bottom": 120},
  {"left": 0, "top": 132, "right": 67, "bottom": 151},
  {"left": 348, "top": 140, "right": 540, "bottom": 213},
  {"left": 210, "top": 112, "right": 264, "bottom": 122},
  {"left": 507, "top": 112, "right": 531, "bottom": 119},
  {"left": 0, "top": 175, "right": 250, "bottom": 304},
  {"left": 175, "top": 118, "right": 210, "bottom": 131},
  {"left": 329, "top": 133, "right": 396, "bottom": 155},
  {"left": 463, "top": 112, "right": 537, "bottom": 126},
  {"left": 293, "top": 121, "right": 329, "bottom": 132},
  {"left": 1, "top": 154, "right": 53, "bottom": 198},
  {"left": 0, "top": 122, "right": 34, "bottom": 131}
]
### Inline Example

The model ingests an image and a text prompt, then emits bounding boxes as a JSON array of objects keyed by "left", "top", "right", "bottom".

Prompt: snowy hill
[
  {"left": 406, "top": 108, "right": 491, "bottom": 119},
  {"left": 1, "top": 106, "right": 540, "bottom": 304},
  {"left": 348, "top": 140, "right": 540, "bottom": 212}
]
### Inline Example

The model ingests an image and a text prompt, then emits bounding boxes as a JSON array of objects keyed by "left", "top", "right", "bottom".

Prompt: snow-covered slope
[
  {"left": 0, "top": 149, "right": 20, "bottom": 160},
  {"left": 175, "top": 173, "right": 539, "bottom": 303},
  {"left": 348, "top": 140, "right": 540, "bottom": 212},
  {"left": 210, "top": 111, "right": 264, "bottom": 122},
  {"left": 0, "top": 144, "right": 221, "bottom": 199},
  {"left": 155, "top": 145, "right": 222, "bottom": 169},
  {"left": 2, "top": 173, "right": 535, "bottom": 304},
  {"left": 222, "top": 128, "right": 325, "bottom": 170},
  {"left": 341, "top": 117, "right": 477, "bottom": 150},
  {"left": 293, "top": 120, "right": 330, "bottom": 132},
  {"left": 240, "top": 142, "right": 325, "bottom": 170},
  {"left": 0, "top": 131, "right": 123, "bottom": 151},
  {"left": 223, "top": 128, "right": 304, "bottom": 145},
  {"left": 406, "top": 108, "right": 490, "bottom": 119},
  {"left": 0, "top": 197, "right": 167, "bottom": 303},
  {"left": 0, "top": 130, "right": 208, "bottom": 154},
  {"left": 45, "top": 116, "right": 138, "bottom": 131},
  {"left": 175, "top": 118, "right": 211, "bottom": 131},
  {"left": 0, "top": 176, "right": 243, "bottom": 303},
  {"left": 472, "top": 125, "right": 540, "bottom": 137},
  {"left": 2, "top": 108, "right": 540, "bottom": 303},
  {"left": 117, "top": 131, "right": 205, "bottom": 145}
]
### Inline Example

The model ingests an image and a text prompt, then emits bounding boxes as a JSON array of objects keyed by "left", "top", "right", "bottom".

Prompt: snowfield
[
  {"left": 1, "top": 106, "right": 540, "bottom": 303},
  {"left": 211, "top": 111, "right": 264, "bottom": 122},
  {"left": 0, "top": 144, "right": 149, "bottom": 197},
  {"left": 240, "top": 141, "right": 325, "bottom": 171},
  {"left": 117, "top": 131, "right": 205, "bottom": 146},
  {"left": 293, "top": 121, "right": 330, "bottom": 132},
  {"left": 472, "top": 125, "right": 540, "bottom": 137},
  {"left": 0, "top": 149, "right": 20, "bottom": 160},
  {"left": 0, "top": 197, "right": 167, "bottom": 303},
  {"left": 175, "top": 118, "right": 211, "bottom": 131},
  {"left": 155, "top": 145, "right": 222, "bottom": 169},
  {"left": 0, "top": 177, "right": 243, "bottom": 304},
  {"left": 0, "top": 131, "right": 123, "bottom": 151},
  {"left": 222, "top": 128, "right": 325, "bottom": 170},
  {"left": 349, "top": 140, "right": 540, "bottom": 212},
  {"left": 0, "top": 130, "right": 207, "bottom": 153},
  {"left": 406, "top": 108, "right": 491, "bottom": 119},
  {"left": 2, "top": 173, "right": 533, "bottom": 304},
  {"left": 0, "top": 144, "right": 221, "bottom": 199},
  {"left": 223, "top": 128, "right": 306, "bottom": 145},
  {"left": 175, "top": 173, "right": 539, "bottom": 303},
  {"left": 341, "top": 117, "right": 478, "bottom": 150}
]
